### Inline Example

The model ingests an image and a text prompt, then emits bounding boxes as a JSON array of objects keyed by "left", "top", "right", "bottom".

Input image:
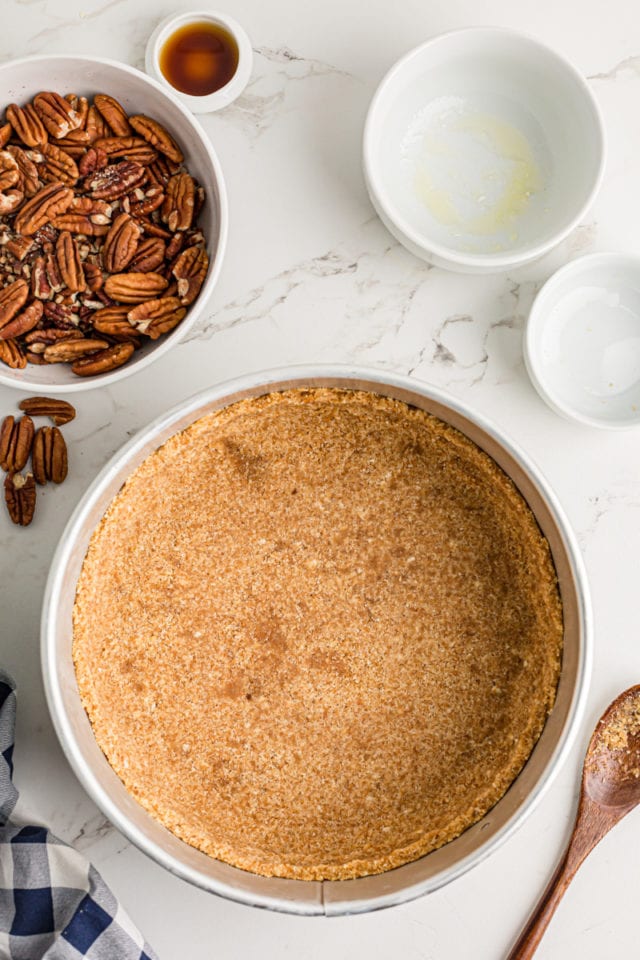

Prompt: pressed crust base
[{"left": 73, "top": 389, "right": 563, "bottom": 880}]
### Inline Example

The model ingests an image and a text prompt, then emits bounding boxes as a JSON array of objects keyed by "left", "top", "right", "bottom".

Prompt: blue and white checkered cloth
[{"left": 0, "top": 672, "right": 158, "bottom": 960}]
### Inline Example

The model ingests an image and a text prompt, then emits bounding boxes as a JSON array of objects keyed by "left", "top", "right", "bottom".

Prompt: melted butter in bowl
[
  {"left": 407, "top": 99, "right": 543, "bottom": 243},
  {"left": 399, "top": 95, "right": 550, "bottom": 254}
]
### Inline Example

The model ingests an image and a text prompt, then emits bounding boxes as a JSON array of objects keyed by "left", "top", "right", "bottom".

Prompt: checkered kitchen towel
[{"left": 0, "top": 672, "right": 158, "bottom": 960}]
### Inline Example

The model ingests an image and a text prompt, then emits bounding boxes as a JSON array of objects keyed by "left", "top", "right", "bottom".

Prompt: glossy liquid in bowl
[{"left": 159, "top": 21, "right": 239, "bottom": 96}]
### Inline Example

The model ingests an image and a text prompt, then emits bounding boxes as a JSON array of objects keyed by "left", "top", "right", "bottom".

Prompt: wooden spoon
[{"left": 507, "top": 684, "right": 640, "bottom": 959}]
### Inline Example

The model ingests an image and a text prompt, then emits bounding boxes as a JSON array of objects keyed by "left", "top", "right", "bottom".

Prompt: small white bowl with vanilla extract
[{"left": 146, "top": 10, "right": 253, "bottom": 113}]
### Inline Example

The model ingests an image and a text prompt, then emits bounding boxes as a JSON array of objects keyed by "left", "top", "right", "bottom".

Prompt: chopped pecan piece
[
  {"left": 19, "top": 396, "right": 76, "bottom": 425},
  {"left": 128, "top": 236, "right": 165, "bottom": 273},
  {"left": 0, "top": 414, "right": 35, "bottom": 471},
  {"left": 129, "top": 114, "right": 183, "bottom": 164},
  {"left": 33, "top": 92, "right": 82, "bottom": 139},
  {"left": 6, "top": 103, "right": 47, "bottom": 148},
  {"left": 161, "top": 173, "right": 195, "bottom": 232},
  {"left": 128, "top": 296, "right": 186, "bottom": 339},
  {"left": 172, "top": 245, "right": 209, "bottom": 305},
  {"left": 56, "top": 230, "right": 85, "bottom": 293},
  {"left": 104, "top": 271, "right": 168, "bottom": 303},
  {"left": 94, "top": 94, "right": 132, "bottom": 137},
  {"left": 4, "top": 472, "right": 36, "bottom": 526},
  {"left": 0, "top": 278, "right": 29, "bottom": 330},
  {"left": 0, "top": 299, "right": 43, "bottom": 340},
  {"left": 41, "top": 142, "right": 79, "bottom": 185},
  {"left": 14, "top": 182, "right": 74, "bottom": 236},
  {"left": 102, "top": 213, "right": 141, "bottom": 273},
  {"left": 43, "top": 337, "right": 108, "bottom": 362},
  {"left": 32, "top": 425, "right": 67, "bottom": 484},
  {"left": 71, "top": 340, "right": 134, "bottom": 376},
  {"left": 0, "top": 338, "right": 26, "bottom": 369}
]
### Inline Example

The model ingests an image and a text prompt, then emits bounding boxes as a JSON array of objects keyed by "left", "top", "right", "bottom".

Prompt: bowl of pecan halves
[{"left": 0, "top": 55, "right": 228, "bottom": 391}]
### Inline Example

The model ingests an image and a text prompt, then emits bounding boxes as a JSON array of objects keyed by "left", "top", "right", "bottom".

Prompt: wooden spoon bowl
[{"left": 507, "top": 685, "right": 640, "bottom": 959}]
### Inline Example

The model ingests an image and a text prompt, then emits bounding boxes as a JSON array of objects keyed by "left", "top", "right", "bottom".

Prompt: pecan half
[
  {"left": 102, "top": 213, "right": 141, "bottom": 272},
  {"left": 32, "top": 425, "right": 67, "bottom": 484},
  {"left": 33, "top": 92, "right": 82, "bottom": 139},
  {"left": 4, "top": 472, "right": 36, "bottom": 526},
  {"left": 0, "top": 279, "right": 29, "bottom": 330},
  {"left": 94, "top": 136, "right": 157, "bottom": 165},
  {"left": 88, "top": 160, "right": 145, "bottom": 200},
  {"left": 65, "top": 94, "right": 89, "bottom": 129},
  {"left": 50, "top": 214, "right": 109, "bottom": 237},
  {"left": 6, "top": 145, "right": 40, "bottom": 197},
  {"left": 69, "top": 196, "right": 112, "bottom": 218},
  {"left": 0, "top": 190, "right": 24, "bottom": 215},
  {"left": 56, "top": 230, "right": 85, "bottom": 292},
  {"left": 83, "top": 261, "right": 103, "bottom": 292},
  {"left": 31, "top": 256, "right": 51, "bottom": 299},
  {"left": 0, "top": 150, "right": 20, "bottom": 191},
  {"left": 6, "top": 235, "right": 34, "bottom": 262},
  {"left": 56, "top": 129, "right": 91, "bottom": 158},
  {"left": 127, "top": 296, "right": 186, "bottom": 339},
  {"left": 129, "top": 114, "right": 183, "bottom": 164},
  {"left": 0, "top": 299, "right": 43, "bottom": 340},
  {"left": 128, "top": 236, "right": 166, "bottom": 273},
  {"left": 94, "top": 94, "right": 132, "bottom": 137},
  {"left": 24, "top": 328, "right": 77, "bottom": 352},
  {"left": 172, "top": 245, "right": 209, "bottom": 305},
  {"left": 71, "top": 340, "right": 134, "bottom": 376},
  {"left": 0, "top": 338, "right": 26, "bottom": 369},
  {"left": 91, "top": 305, "right": 136, "bottom": 337},
  {"left": 0, "top": 123, "right": 11, "bottom": 148},
  {"left": 85, "top": 105, "right": 111, "bottom": 143},
  {"left": 161, "top": 173, "right": 195, "bottom": 232},
  {"left": 78, "top": 145, "right": 108, "bottom": 177},
  {"left": 104, "top": 271, "right": 168, "bottom": 303},
  {"left": 14, "top": 182, "right": 74, "bottom": 236},
  {"left": 19, "top": 396, "right": 76, "bottom": 425},
  {"left": 43, "top": 337, "right": 108, "bottom": 362},
  {"left": 0, "top": 414, "right": 35, "bottom": 471},
  {"left": 6, "top": 103, "right": 47, "bottom": 148},
  {"left": 41, "top": 142, "right": 79, "bottom": 185}
]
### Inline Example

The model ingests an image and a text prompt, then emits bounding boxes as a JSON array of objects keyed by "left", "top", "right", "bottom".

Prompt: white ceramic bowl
[
  {"left": 42, "top": 365, "right": 591, "bottom": 915},
  {"left": 363, "top": 28, "right": 605, "bottom": 274},
  {"left": 0, "top": 55, "right": 228, "bottom": 393},
  {"left": 525, "top": 252, "right": 640, "bottom": 429},
  {"left": 145, "top": 11, "right": 253, "bottom": 114}
]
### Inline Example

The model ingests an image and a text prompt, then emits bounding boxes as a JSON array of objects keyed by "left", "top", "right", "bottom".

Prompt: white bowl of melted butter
[{"left": 363, "top": 28, "right": 605, "bottom": 273}]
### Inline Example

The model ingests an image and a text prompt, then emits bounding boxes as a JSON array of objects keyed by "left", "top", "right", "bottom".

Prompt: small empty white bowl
[
  {"left": 363, "top": 28, "right": 605, "bottom": 273},
  {"left": 145, "top": 11, "right": 253, "bottom": 114},
  {"left": 525, "top": 253, "right": 640, "bottom": 429}
]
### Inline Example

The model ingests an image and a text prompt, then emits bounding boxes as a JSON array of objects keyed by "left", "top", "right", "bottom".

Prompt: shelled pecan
[{"left": 0, "top": 90, "right": 209, "bottom": 377}]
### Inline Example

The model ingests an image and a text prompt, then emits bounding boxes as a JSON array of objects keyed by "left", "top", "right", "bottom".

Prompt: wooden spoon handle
[
  {"left": 507, "top": 796, "right": 628, "bottom": 959},
  {"left": 506, "top": 848, "right": 578, "bottom": 959}
]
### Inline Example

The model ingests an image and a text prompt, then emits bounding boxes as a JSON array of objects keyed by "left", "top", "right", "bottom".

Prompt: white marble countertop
[{"left": 2, "top": 0, "right": 640, "bottom": 957}]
